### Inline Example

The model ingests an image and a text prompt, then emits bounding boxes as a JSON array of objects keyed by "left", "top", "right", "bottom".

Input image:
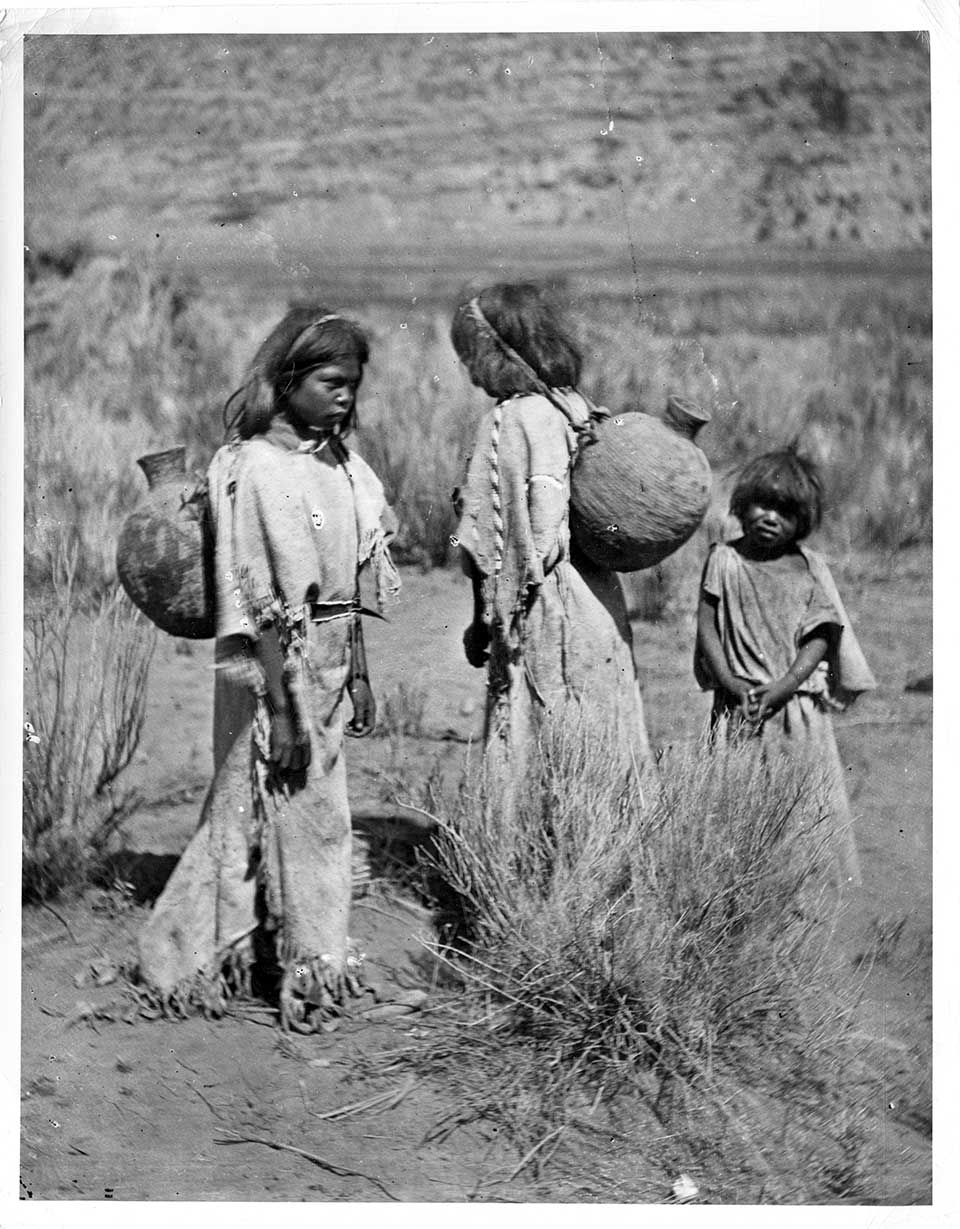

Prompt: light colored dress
[
  {"left": 137, "top": 417, "right": 399, "bottom": 1022},
  {"left": 456, "top": 390, "right": 651, "bottom": 794},
  {"left": 695, "top": 540, "right": 876, "bottom": 885}
]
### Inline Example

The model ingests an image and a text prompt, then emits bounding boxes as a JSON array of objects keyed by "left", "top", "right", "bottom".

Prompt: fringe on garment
[
  {"left": 124, "top": 908, "right": 368, "bottom": 1029},
  {"left": 125, "top": 692, "right": 367, "bottom": 1030},
  {"left": 277, "top": 946, "right": 367, "bottom": 1034},
  {"left": 249, "top": 695, "right": 369, "bottom": 1033},
  {"left": 360, "top": 526, "right": 402, "bottom": 614},
  {"left": 247, "top": 604, "right": 369, "bottom": 1032},
  {"left": 124, "top": 940, "right": 257, "bottom": 1023}
]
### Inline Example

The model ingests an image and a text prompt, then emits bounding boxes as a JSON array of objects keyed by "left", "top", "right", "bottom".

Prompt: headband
[
  {"left": 277, "top": 313, "right": 356, "bottom": 395},
  {"left": 286, "top": 314, "right": 348, "bottom": 361},
  {"left": 465, "top": 296, "right": 605, "bottom": 446},
  {"left": 466, "top": 297, "right": 550, "bottom": 392},
  {"left": 221, "top": 314, "right": 353, "bottom": 436}
]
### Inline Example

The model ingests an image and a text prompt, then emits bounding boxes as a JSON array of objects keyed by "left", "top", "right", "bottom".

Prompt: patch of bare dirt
[{"left": 20, "top": 554, "right": 932, "bottom": 1202}]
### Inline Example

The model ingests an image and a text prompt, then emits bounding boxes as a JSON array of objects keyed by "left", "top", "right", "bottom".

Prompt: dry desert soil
[{"left": 20, "top": 549, "right": 932, "bottom": 1204}]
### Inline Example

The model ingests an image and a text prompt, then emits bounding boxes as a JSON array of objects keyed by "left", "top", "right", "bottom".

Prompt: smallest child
[{"left": 695, "top": 446, "right": 876, "bottom": 886}]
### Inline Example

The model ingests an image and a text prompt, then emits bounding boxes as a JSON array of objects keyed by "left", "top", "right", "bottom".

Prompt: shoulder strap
[{"left": 466, "top": 298, "right": 608, "bottom": 459}]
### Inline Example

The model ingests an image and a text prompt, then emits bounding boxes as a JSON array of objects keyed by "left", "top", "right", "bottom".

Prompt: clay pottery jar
[
  {"left": 116, "top": 447, "right": 215, "bottom": 638},
  {"left": 570, "top": 395, "right": 712, "bottom": 572}
]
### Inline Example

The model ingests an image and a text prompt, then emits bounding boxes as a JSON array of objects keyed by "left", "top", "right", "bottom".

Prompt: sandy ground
[{"left": 20, "top": 549, "right": 932, "bottom": 1203}]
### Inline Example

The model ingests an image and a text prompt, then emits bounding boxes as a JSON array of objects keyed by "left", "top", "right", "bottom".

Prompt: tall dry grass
[
  {"left": 358, "top": 312, "right": 485, "bottom": 567},
  {"left": 22, "top": 544, "right": 157, "bottom": 900},
  {"left": 24, "top": 247, "right": 930, "bottom": 603},
  {"left": 412, "top": 712, "right": 881, "bottom": 1200},
  {"left": 574, "top": 281, "right": 932, "bottom": 554},
  {"left": 24, "top": 251, "right": 254, "bottom": 595},
  {"left": 580, "top": 279, "right": 931, "bottom": 622}
]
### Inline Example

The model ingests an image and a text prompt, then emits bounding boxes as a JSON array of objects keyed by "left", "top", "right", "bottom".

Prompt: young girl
[
  {"left": 695, "top": 446, "right": 875, "bottom": 884},
  {"left": 452, "top": 283, "right": 651, "bottom": 791},
  {"left": 137, "top": 306, "right": 400, "bottom": 1031}
]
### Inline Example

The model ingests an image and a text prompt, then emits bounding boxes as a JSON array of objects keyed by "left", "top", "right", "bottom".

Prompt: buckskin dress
[
  {"left": 137, "top": 416, "right": 399, "bottom": 1023},
  {"left": 455, "top": 389, "right": 651, "bottom": 799}
]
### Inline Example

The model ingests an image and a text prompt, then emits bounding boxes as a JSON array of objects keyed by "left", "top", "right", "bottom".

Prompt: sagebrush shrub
[
  {"left": 415, "top": 710, "right": 875, "bottom": 1198},
  {"left": 430, "top": 713, "right": 847, "bottom": 1079},
  {"left": 23, "top": 544, "right": 157, "bottom": 900}
]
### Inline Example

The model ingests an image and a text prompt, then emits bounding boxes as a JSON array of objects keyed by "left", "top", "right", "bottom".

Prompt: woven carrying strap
[{"left": 466, "top": 298, "right": 608, "bottom": 459}]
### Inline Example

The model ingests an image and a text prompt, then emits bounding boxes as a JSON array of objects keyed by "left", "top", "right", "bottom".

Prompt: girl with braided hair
[
  {"left": 451, "top": 282, "right": 651, "bottom": 793},
  {"left": 137, "top": 305, "right": 400, "bottom": 1030}
]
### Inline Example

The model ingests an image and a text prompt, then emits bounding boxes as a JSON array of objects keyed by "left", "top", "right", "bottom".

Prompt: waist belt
[{"left": 309, "top": 600, "right": 386, "bottom": 623}]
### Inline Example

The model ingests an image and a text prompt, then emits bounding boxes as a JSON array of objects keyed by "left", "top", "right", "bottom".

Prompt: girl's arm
[
  {"left": 696, "top": 593, "right": 755, "bottom": 716},
  {"left": 461, "top": 551, "right": 491, "bottom": 667},
  {"left": 262, "top": 628, "right": 312, "bottom": 771},
  {"left": 212, "top": 454, "right": 310, "bottom": 771},
  {"left": 752, "top": 628, "right": 831, "bottom": 720},
  {"left": 528, "top": 473, "right": 566, "bottom": 573},
  {"left": 217, "top": 630, "right": 311, "bottom": 771}
]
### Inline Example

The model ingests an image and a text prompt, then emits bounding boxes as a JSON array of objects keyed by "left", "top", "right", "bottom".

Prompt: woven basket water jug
[
  {"left": 570, "top": 395, "right": 712, "bottom": 572},
  {"left": 116, "top": 447, "right": 216, "bottom": 639}
]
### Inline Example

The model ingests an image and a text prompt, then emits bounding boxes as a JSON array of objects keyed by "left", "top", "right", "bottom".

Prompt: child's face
[
  {"left": 286, "top": 359, "right": 361, "bottom": 433},
  {"left": 742, "top": 500, "right": 799, "bottom": 550}
]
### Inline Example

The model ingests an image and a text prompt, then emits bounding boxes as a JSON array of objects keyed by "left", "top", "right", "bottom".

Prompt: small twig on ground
[
  {"left": 422, "top": 1108, "right": 475, "bottom": 1147},
  {"left": 39, "top": 900, "right": 79, "bottom": 943},
  {"left": 382, "top": 892, "right": 434, "bottom": 921},
  {"left": 567, "top": 1115, "right": 632, "bottom": 1143},
  {"left": 396, "top": 801, "right": 440, "bottom": 827},
  {"left": 507, "top": 1124, "right": 566, "bottom": 1183},
  {"left": 468, "top": 1164, "right": 524, "bottom": 1203},
  {"left": 228, "top": 1011, "right": 278, "bottom": 1029},
  {"left": 190, "top": 1084, "right": 229, "bottom": 1121},
  {"left": 354, "top": 900, "right": 429, "bottom": 926},
  {"left": 226, "top": 1001, "right": 280, "bottom": 1022},
  {"left": 214, "top": 1128, "right": 399, "bottom": 1201},
  {"left": 310, "top": 1073, "right": 415, "bottom": 1121}
]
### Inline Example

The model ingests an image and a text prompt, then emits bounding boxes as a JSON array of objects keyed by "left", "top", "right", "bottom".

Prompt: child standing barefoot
[
  {"left": 695, "top": 447, "right": 875, "bottom": 886},
  {"left": 137, "top": 306, "right": 399, "bottom": 1030}
]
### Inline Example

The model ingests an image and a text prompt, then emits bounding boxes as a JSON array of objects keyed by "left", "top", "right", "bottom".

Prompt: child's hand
[
  {"left": 463, "top": 621, "right": 491, "bottom": 668},
  {"left": 725, "top": 679, "right": 758, "bottom": 720},
  {"left": 346, "top": 678, "right": 376, "bottom": 738},
  {"left": 270, "top": 708, "right": 312, "bottom": 771},
  {"left": 749, "top": 634, "right": 830, "bottom": 723},
  {"left": 750, "top": 679, "right": 793, "bottom": 722}
]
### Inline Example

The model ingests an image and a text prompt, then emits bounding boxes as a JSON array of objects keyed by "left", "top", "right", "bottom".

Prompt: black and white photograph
[{"left": 4, "top": 0, "right": 952, "bottom": 1211}]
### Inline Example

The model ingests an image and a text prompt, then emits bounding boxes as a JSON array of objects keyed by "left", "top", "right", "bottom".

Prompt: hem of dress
[{"left": 128, "top": 934, "right": 367, "bottom": 1032}]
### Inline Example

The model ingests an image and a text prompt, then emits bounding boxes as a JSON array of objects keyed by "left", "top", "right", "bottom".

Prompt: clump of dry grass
[
  {"left": 24, "top": 251, "right": 249, "bottom": 595},
  {"left": 411, "top": 711, "right": 882, "bottom": 1200},
  {"left": 431, "top": 715, "right": 844, "bottom": 1075},
  {"left": 22, "top": 542, "right": 157, "bottom": 901}
]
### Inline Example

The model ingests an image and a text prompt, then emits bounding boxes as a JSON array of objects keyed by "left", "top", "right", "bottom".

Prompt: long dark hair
[
  {"left": 729, "top": 446, "right": 824, "bottom": 541},
  {"left": 224, "top": 305, "right": 370, "bottom": 440},
  {"left": 450, "top": 283, "right": 583, "bottom": 401}
]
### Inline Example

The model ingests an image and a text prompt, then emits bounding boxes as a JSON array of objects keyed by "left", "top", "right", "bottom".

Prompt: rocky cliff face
[{"left": 24, "top": 31, "right": 930, "bottom": 257}]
